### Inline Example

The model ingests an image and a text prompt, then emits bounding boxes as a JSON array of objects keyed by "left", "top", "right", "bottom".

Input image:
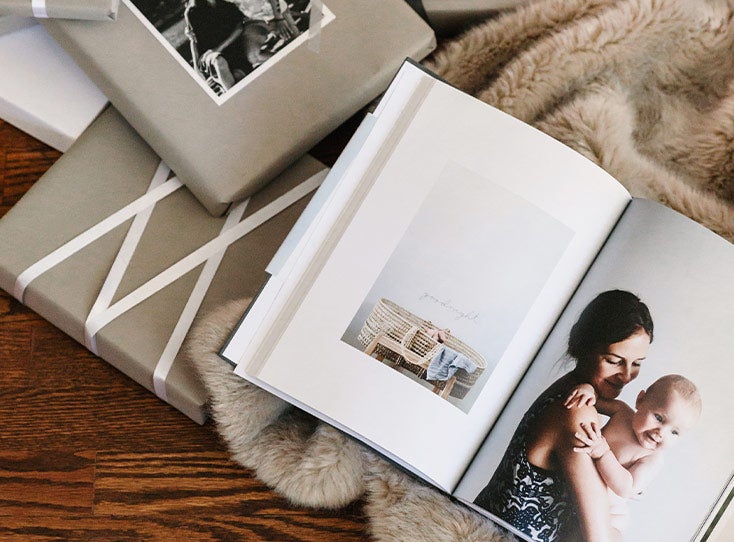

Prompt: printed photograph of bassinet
[
  {"left": 357, "top": 298, "right": 487, "bottom": 401},
  {"left": 338, "top": 164, "right": 572, "bottom": 412}
]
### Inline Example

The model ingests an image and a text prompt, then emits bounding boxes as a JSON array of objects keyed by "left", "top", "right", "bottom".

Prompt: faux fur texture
[{"left": 186, "top": 1, "right": 734, "bottom": 539}]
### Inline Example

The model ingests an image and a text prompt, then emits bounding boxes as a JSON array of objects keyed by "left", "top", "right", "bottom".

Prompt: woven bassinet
[{"left": 357, "top": 298, "right": 487, "bottom": 399}]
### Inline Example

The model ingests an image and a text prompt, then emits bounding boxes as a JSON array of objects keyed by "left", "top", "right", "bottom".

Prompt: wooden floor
[{"left": 0, "top": 119, "right": 369, "bottom": 540}]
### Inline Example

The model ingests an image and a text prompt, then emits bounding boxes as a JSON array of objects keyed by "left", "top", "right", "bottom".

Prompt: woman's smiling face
[{"left": 586, "top": 329, "right": 651, "bottom": 399}]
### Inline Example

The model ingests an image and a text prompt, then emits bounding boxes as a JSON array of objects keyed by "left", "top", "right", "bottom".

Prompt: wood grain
[{"left": 0, "top": 119, "right": 369, "bottom": 540}]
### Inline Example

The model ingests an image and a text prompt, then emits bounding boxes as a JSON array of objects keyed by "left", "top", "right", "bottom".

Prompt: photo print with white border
[
  {"left": 340, "top": 162, "right": 573, "bottom": 413},
  {"left": 125, "top": 0, "right": 334, "bottom": 103}
]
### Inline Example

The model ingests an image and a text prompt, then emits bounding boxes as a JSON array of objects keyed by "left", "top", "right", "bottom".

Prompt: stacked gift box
[
  {"left": 0, "top": 106, "right": 329, "bottom": 422},
  {"left": 0, "top": 19, "right": 107, "bottom": 150},
  {"left": 0, "top": 1, "right": 519, "bottom": 423},
  {"left": 0, "top": 14, "right": 34, "bottom": 33},
  {"left": 40, "top": 0, "right": 437, "bottom": 215},
  {"left": 0, "top": 0, "right": 118, "bottom": 20}
]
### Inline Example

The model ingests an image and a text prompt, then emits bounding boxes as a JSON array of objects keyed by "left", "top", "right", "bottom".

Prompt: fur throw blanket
[{"left": 186, "top": 0, "right": 734, "bottom": 540}]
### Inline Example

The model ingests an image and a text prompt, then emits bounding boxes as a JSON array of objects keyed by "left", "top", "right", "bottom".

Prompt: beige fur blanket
[{"left": 186, "top": 0, "right": 734, "bottom": 539}]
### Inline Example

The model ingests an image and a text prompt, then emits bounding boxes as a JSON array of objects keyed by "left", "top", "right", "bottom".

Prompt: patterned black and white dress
[{"left": 474, "top": 391, "right": 574, "bottom": 542}]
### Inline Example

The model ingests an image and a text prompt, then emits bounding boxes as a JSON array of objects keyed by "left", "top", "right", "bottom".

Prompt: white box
[{"left": 0, "top": 23, "right": 107, "bottom": 151}]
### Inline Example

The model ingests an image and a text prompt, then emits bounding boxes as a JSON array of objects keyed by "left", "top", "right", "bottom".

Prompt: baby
[{"left": 565, "top": 374, "right": 702, "bottom": 536}]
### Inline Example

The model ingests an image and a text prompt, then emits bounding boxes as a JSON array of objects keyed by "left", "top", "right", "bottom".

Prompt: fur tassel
[
  {"left": 364, "top": 454, "right": 512, "bottom": 541},
  {"left": 185, "top": 298, "right": 366, "bottom": 509}
]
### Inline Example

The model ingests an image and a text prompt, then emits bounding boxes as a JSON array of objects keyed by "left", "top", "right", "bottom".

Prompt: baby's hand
[
  {"left": 564, "top": 383, "right": 597, "bottom": 408},
  {"left": 573, "top": 421, "right": 610, "bottom": 460}
]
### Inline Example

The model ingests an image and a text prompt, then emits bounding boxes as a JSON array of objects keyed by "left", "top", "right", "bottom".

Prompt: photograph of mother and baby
[{"left": 471, "top": 290, "right": 710, "bottom": 542}]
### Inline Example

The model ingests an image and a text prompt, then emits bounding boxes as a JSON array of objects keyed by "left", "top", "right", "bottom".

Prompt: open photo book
[{"left": 221, "top": 61, "right": 734, "bottom": 542}]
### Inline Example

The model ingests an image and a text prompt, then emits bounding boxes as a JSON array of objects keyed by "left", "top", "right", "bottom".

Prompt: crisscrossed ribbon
[{"left": 14, "top": 161, "right": 324, "bottom": 402}]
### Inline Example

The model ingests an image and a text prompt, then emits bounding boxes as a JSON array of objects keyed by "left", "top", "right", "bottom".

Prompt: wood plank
[
  {"left": 0, "top": 319, "right": 33, "bottom": 383},
  {"left": 0, "top": 120, "right": 55, "bottom": 153},
  {"left": 0, "top": 451, "right": 95, "bottom": 517},
  {"left": 94, "top": 451, "right": 366, "bottom": 525},
  {"left": 0, "top": 510, "right": 367, "bottom": 542},
  {"left": 0, "top": 320, "right": 216, "bottom": 451},
  {"left": 0, "top": 292, "right": 41, "bottom": 323},
  {"left": 94, "top": 451, "right": 261, "bottom": 513},
  {"left": 0, "top": 124, "right": 5, "bottom": 210},
  {"left": 0, "top": 119, "right": 58, "bottom": 215},
  {"left": 0, "top": 319, "right": 32, "bottom": 360},
  {"left": 2, "top": 148, "right": 57, "bottom": 212}
]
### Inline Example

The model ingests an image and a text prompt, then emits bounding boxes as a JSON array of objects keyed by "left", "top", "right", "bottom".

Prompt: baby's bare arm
[
  {"left": 573, "top": 422, "right": 636, "bottom": 498},
  {"left": 575, "top": 421, "right": 664, "bottom": 498},
  {"left": 560, "top": 407, "right": 617, "bottom": 542},
  {"left": 564, "top": 383, "right": 627, "bottom": 417},
  {"left": 593, "top": 448, "right": 637, "bottom": 498}
]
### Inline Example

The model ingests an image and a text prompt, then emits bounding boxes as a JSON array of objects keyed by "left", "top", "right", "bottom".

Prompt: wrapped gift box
[
  {"left": 43, "top": 0, "right": 435, "bottom": 215},
  {"left": 0, "top": 14, "right": 34, "bottom": 34},
  {"left": 0, "top": 0, "right": 118, "bottom": 20},
  {"left": 0, "top": 23, "right": 107, "bottom": 151},
  {"left": 0, "top": 106, "right": 328, "bottom": 423}
]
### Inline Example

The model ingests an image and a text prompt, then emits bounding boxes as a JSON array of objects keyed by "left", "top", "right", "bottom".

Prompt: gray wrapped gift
[
  {"left": 43, "top": 0, "right": 435, "bottom": 215},
  {"left": 0, "top": 0, "right": 118, "bottom": 20},
  {"left": 0, "top": 106, "right": 327, "bottom": 423},
  {"left": 0, "top": 14, "right": 35, "bottom": 34}
]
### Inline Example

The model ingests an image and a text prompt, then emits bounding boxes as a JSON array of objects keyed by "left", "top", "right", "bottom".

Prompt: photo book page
[
  {"left": 456, "top": 199, "right": 734, "bottom": 542},
  {"left": 232, "top": 63, "right": 633, "bottom": 491}
]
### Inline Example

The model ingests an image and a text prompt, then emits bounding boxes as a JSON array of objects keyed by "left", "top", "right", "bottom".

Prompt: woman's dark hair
[{"left": 568, "top": 290, "right": 653, "bottom": 366}]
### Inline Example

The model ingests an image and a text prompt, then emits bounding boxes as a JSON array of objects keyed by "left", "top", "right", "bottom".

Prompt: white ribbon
[
  {"left": 14, "top": 175, "right": 183, "bottom": 303},
  {"left": 84, "top": 161, "right": 171, "bottom": 353},
  {"left": 14, "top": 159, "right": 325, "bottom": 406},
  {"left": 307, "top": 0, "right": 323, "bottom": 52},
  {"left": 31, "top": 0, "right": 48, "bottom": 18},
  {"left": 82, "top": 174, "right": 321, "bottom": 342},
  {"left": 152, "top": 197, "right": 249, "bottom": 401}
]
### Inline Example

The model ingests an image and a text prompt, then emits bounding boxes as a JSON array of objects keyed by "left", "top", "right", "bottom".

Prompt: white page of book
[
  {"left": 220, "top": 115, "right": 379, "bottom": 367},
  {"left": 237, "top": 65, "right": 631, "bottom": 491},
  {"left": 456, "top": 200, "right": 734, "bottom": 542}
]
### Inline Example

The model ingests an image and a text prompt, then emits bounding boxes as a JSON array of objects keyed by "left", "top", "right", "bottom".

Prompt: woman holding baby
[{"left": 474, "top": 290, "right": 655, "bottom": 541}]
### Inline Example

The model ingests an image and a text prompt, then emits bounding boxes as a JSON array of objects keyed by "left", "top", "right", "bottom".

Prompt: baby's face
[{"left": 632, "top": 390, "right": 698, "bottom": 451}]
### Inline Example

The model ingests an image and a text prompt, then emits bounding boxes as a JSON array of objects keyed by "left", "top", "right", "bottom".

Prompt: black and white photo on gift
[{"left": 127, "top": 0, "right": 317, "bottom": 97}]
